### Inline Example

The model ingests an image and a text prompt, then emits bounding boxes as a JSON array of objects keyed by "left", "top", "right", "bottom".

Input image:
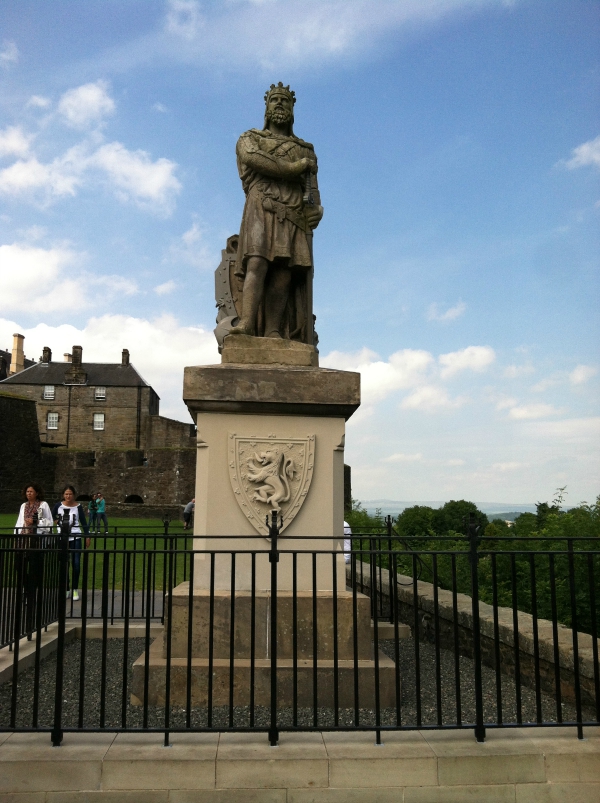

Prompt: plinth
[{"left": 132, "top": 336, "right": 396, "bottom": 708}]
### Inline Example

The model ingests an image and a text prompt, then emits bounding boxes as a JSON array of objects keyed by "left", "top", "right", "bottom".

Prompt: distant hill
[{"left": 361, "top": 500, "right": 538, "bottom": 518}]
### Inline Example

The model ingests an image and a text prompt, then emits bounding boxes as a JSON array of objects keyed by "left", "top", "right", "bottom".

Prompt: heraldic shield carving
[{"left": 228, "top": 433, "right": 315, "bottom": 536}]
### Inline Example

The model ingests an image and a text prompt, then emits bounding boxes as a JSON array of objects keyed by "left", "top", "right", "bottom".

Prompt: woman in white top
[
  {"left": 51, "top": 485, "right": 90, "bottom": 601},
  {"left": 14, "top": 483, "right": 53, "bottom": 536},
  {"left": 14, "top": 484, "right": 54, "bottom": 636}
]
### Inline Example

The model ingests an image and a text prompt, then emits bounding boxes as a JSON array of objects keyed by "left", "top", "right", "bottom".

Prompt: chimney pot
[
  {"left": 72, "top": 345, "right": 83, "bottom": 366},
  {"left": 42, "top": 346, "right": 52, "bottom": 363},
  {"left": 122, "top": 348, "right": 130, "bottom": 366},
  {"left": 10, "top": 333, "right": 25, "bottom": 375},
  {"left": 64, "top": 353, "right": 72, "bottom": 363}
]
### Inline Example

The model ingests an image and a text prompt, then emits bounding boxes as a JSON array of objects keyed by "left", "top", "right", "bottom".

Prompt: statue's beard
[{"left": 267, "top": 107, "right": 292, "bottom": 126}]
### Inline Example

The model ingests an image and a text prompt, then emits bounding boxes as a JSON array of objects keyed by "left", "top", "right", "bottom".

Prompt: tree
[{"left": 432, "top": 500, "right": 488, "bottom": 536}]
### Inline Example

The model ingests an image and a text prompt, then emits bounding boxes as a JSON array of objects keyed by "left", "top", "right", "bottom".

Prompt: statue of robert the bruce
[{"left": 229, "top": 83, "right": 323, "bottom": 343}]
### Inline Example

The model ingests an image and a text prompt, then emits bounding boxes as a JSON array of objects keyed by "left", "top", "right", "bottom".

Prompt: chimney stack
[
  {"left": 42, "top": 346, "right": 52, "bottom": 363},
  {"left": 10, "top": 333, "right": 25, "bottom": 375},
  {"left": 122, "top": 348, "right": 130, "bottom": 366},
  {"left": 63, "top": 353, "right": 72, "bottom": 363},
  {"left": 64, "top": 344, "right": 87, "bottom": 384}
]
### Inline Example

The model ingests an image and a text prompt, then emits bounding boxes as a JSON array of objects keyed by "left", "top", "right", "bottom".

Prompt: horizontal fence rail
[{"left": 0, "top": 516, "right": 598, "bottom": 745}]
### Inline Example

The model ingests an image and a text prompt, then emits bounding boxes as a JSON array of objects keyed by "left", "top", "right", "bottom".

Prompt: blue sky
[{"left": 0, "top": 0, "right": 598, "bottom": 505}]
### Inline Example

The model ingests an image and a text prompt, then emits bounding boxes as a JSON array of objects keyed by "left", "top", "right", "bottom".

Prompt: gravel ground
[{"left": 1, "top": 635, "right": 594, "bottom": 733}]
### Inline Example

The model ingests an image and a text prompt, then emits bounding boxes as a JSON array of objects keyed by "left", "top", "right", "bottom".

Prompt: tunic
[{"left": 236, "top": 128, "right": 320, "bottom": 271}]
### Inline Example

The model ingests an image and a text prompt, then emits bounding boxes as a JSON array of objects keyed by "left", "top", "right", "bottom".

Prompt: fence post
[
  {"left": 51, "top": 512, "right": 71, "bottom": 746},
  {"left": 268, "top": 510, "right": 280, "bottom": 746},
  {"left": 386, "top": 515, "right": 394, "bottom": 624},
  {"left": 467, "top": 512, "right": 486, "bottom": 742}
]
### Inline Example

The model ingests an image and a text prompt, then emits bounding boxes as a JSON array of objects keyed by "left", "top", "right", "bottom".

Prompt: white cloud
[
  {"left": 530, "top": 376, "right": 560, "bottom": 393},
  {"left": 439, "top": 345, "right": 495, "bottom": 378},
  {"left": 0, "top": 142, "right": 89, "bottom": 201},
  {"left": 0, "top": 126, "right": 33, "bottom": 158},
  {"left": 166, "top": 0, "right": 205, "bottom": 41},
  {"left": 503, "top": 363, "right": 534, "bottom": 379},
  {"left": 569, "top": 364, "right": 597, "bottom": 385},
  {"left": 58, "top": 80, "right": 116, "bottom": 129},
  {"left": 156, "top": 0, "right": 512, "bottom": 71},
  {"left": 323, "top": 347, "right": 434, "bottom": 405},
  {"left": 401, "top": 384, "right": 466, "bottom": 411},
  {"left": 153, "top": 102, "right": 168, "bottom": 113},
  {"left": 27, "top": 95, "right": 51, "bottom": 109},
  {"left": 154, "top": 279, "right": 177, "bottom": 295},
  {"left": 564, "top": 135, "right": 600, "bottom": 170},
  {"left": 0, "top": 242, "right": 137, "bottom": 314},
  {"left": 0, "top": 137, "right": 180, "bottom": 215},
  {"left": 427, "top": 300, "right": 466, "bottom": 322},
  {"left": 508, "top": 403, "right": 561, "bottom": 420},
  {"left": 382, "top": 452, "right": 423, "bottom": 463},
  {"left": 89, "top": 142, "right": 181, "bottom": 213},
  {"left": 495, "top": 396, "right": 518, "bottom": 411},
  {"left": 0, "top": 41, "right": 19, "bottom": 66},
  {"left": 168, "top": 221, "right": 214, "bottom": 268},
  {"left": 0, "top": 313, "right": 219, "bottom": 420},
  {"left": 522, "top": 417, "right": 600, "bottom": 444},
  {"left": 492, "top": 462, "right": 524, "bottom": 472}
]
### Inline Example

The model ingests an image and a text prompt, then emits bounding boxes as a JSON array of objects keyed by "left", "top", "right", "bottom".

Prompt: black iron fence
[{"left": 1, "top": 514, "right": 598, "bottom": 746}]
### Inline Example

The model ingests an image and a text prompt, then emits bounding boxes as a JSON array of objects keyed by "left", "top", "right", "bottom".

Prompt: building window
[
  {"left": 47, "top": 412, "right": 58, "bottom": 430},
  {"left": 93, "top": 413, "right": 105, "bottom": 431},
  {"left": 95, "top": 386, "right": 106, "bottom": 400},
  {"left": 43, "top": 385, "right": 55, "bottom": 400}
]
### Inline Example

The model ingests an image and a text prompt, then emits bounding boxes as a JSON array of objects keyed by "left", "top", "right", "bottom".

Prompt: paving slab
[
  {"left": 0, "top": 732, "right": 115, "bottom": 793},
  {"left": 515, "top": 783, "right": 600, "bottom": 803},
  {"left": 323, "top": 730, "right": 437, "bottom": 788},
  {"left": 422, "top": 729, "right": 546, "bottom": 786},
  {"left": 102, "top": 732, "right": 218, "bottom": 790},
  {"left": 216, "top": 732, "right": 328, "bottom": 789}
]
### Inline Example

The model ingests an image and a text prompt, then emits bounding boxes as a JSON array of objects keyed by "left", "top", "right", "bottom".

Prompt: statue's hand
[
  {"left": 305, "top": 204, "right": 323, "bottom": 230},
  {"left": 294, "top": 157, "right": 317, "bottom": 175}
]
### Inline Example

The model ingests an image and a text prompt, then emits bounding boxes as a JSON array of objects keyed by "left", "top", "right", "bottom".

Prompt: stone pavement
[{"left": 0, "top": 725, "right": 598, "bottom": 801}]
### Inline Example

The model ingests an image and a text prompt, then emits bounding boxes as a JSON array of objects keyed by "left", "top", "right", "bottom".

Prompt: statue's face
[{"left": 266, "top": 92, "right": 293, "bottom": 126}]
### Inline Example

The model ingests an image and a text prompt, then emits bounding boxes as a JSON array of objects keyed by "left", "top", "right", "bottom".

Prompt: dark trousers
[
  {"left": 68, "top": 538, "right": 82, "bottom": 590},
  {"left": 24, "top": 549, "right": 44, "bottom": 636},
  {"left": 89, "top": 512, "right": 97, "bottom": 529},
  {"left": 96, "top": 513, "right": 108, "bottom": 533}
]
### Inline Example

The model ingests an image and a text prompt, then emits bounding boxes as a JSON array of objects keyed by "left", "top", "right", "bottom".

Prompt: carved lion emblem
[{"left": 229, "top": 434, "right": 315, "bottom": 536}]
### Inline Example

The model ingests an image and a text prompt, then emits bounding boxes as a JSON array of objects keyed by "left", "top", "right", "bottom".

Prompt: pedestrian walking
[
  {"left": 183, "top": 498, "right": 195, "bottom": 530},
  {"left": 52, "top": 486, "right": 89, "bottom": 601},
  {"left": 95, "top": 492, "right": 108, "bottom": 534},
  {"left": 88, "top": 493, "right": 98, "bottom": 533}
]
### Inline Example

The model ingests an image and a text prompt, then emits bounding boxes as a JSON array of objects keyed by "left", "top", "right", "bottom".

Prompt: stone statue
[{"left": 216, "top": 83, "right": 323, "bottom": 346}]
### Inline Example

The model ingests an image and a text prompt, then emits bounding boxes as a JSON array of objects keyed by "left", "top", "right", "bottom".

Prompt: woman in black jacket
[{"left": 52, "top": 485, "right": 90, "bottom": 601}]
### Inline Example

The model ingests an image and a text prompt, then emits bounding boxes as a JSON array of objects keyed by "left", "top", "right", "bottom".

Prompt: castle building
[{"left": 0, "top": 343, "right": 194, "bottom": 450}]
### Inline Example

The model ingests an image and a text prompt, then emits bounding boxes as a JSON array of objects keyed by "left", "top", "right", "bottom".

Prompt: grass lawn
[
  {"left": 1, "top": 514, "right": 192, "bottom": 590},
  {"left": 0, "top": 513, "right": 187, "bottom": 532}
]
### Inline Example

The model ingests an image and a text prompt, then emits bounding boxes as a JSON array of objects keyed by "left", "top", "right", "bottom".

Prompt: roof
[
  {"left": 0, "top": 361, "right": 151, "bottom": 388},
  {"left": 0, "top": 349, "right": 35, "bottom": 380}
]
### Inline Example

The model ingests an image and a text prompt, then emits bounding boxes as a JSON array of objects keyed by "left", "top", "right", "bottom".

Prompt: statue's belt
[{"left": 261, "top": 195, "right": 308, "bottom": 233}]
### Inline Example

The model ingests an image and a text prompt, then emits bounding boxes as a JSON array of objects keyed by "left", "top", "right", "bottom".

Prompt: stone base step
[{"left": 132, "top": 637, "right": 398, "bottom": 708}]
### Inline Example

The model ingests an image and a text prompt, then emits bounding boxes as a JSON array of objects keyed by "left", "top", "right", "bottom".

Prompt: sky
[{"left": 0, "top": 0, "right": 598, "bottom": 506}]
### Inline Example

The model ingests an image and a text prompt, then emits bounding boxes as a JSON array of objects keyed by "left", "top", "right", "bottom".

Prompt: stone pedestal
[
  {"left": 132, "top": 582, "right": 397, "bottom": 708},
  {"left": 183, "top": 360, "right": 360, "bottom": 592},
  {"left": 133, "top": 347, "right": 397, "bottom": 709}
]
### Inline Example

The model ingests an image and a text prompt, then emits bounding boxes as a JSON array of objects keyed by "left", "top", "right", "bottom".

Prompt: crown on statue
[{"left": 264, "top": 82, "right": 296, "bottom": 105}]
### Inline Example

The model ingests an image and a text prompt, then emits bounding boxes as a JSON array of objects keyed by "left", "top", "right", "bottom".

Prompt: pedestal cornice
[{"left": 183, "top": 363, "right": 360, "bottom": 420}]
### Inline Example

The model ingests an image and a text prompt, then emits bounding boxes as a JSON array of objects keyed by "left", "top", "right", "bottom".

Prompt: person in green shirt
[{"left": 96, "top": 492, "right": 108, "bottom": 534}]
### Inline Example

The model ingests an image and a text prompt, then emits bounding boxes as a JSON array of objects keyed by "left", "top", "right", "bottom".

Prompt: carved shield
[{"left": 228, "top": 433, "right": 315, "bottom": 536}]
